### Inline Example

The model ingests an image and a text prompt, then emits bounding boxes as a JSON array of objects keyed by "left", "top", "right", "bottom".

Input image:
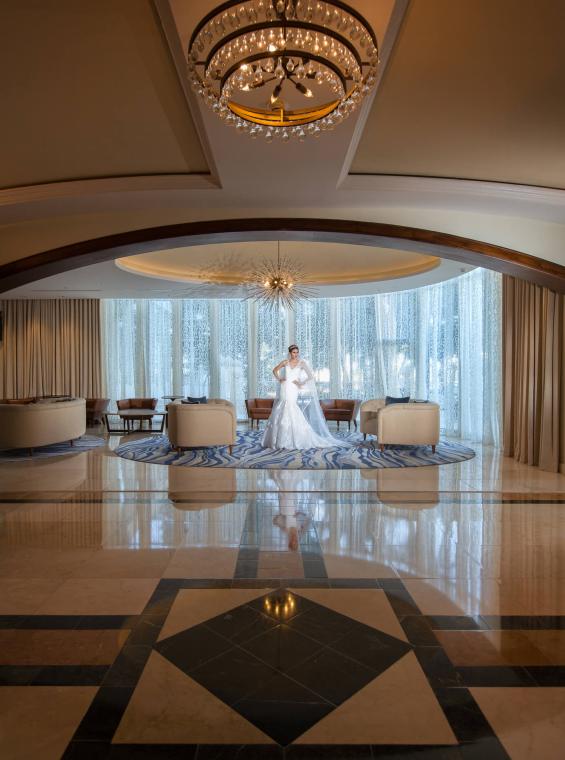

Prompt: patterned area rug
[
  {"left": 114, "top": 430, "right": 475, "bottom": 470},
  {"left": 0, "top": 435, "right": 105, "bottom": 462}
]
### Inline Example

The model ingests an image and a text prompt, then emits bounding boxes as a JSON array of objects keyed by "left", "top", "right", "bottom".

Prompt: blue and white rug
[
  {"left": 0, "top": 435, "right": 105, "bottom": 462},
  {"left": 114, "top": 430, "right": 475, "bottom": 470}
]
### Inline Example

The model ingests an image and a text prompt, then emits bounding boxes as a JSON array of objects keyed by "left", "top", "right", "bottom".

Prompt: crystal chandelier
[
  {"left": 188, "top": 0, "right": 379, "bottom": 141},
  {"left": 245, "top": 242, "right": 317, "bottom": 308}
]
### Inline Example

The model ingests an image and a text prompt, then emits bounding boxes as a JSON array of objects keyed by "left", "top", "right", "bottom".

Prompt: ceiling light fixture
[
  {"left": 245, "top": 242, "right": 316, "bottom": 308},
  {"left": 188, "top": 0, "right": 379, "bottom": 141}
]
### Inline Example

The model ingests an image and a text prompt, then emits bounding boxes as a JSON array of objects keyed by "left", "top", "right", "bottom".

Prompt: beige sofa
[
  {"left": 0, "top": 398, "right": 86, "bottom": 455},
  {"left": 167, "top": 399, "right": 237, "bottom": 454},
  {"left": 360, "top": 399, "right": 440, "bottom": 452}
]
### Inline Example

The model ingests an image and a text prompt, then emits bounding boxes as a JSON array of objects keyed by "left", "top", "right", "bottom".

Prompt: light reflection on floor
[{"left": 1, "top": 429, "right": 565, "bottom": 758}]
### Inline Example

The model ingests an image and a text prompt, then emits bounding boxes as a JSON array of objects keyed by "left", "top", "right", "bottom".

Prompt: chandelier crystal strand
[{"left": 188, "top": 0, "right": 379, "bottom": 141}]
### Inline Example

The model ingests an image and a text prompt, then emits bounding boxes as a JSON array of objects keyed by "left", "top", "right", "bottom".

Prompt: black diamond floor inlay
[{"left": 154, "top": 590, "right": 412, "bottom": 745}]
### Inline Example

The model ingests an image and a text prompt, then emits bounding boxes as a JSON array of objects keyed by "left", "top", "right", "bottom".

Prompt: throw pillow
[
  {"left": 183, "top": 396, "right": 208, "bottom": 404},
  {"left": 385, "top": 395, "right": 410, "bottom": 405}
]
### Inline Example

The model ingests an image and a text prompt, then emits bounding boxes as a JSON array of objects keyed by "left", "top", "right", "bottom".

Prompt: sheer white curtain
[{"left": 102, "top": 268, "right": 501, "bottom": 444}]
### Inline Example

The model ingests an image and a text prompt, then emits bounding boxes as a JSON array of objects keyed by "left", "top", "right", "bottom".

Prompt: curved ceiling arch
[{"left": 1, "top": 218, "right": 564, "bottom": 295}]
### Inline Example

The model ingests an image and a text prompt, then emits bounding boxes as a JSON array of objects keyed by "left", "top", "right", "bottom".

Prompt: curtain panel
[
  {"left": 102, "top": 269, "right": 502, "bottom": 444},
  {"left": 503, "top": 276, "right": 562, "bottom": 472},
  {"left": 0, "top": 299, "right": 102, "bottom": 399}
]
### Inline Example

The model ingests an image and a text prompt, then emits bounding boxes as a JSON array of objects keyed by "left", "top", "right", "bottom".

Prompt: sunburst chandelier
[
  {"left": 245, "top": 242, "right": 317, "bottom": 308},
  {"left": 188, "top": 0, "right": 379, "bottom": 141}
]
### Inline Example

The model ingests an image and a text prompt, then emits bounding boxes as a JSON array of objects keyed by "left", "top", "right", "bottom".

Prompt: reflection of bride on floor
[
  {"left": 262, "top": 344, "right": 346, "bottom": 450},
  {"left": 270, "top": 469, "right": 313, "bottom": 551}
]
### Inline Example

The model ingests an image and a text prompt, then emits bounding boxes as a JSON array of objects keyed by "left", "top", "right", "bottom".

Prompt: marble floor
[{"left": 2, "top": 428, "right": 565, "bottom": 759}]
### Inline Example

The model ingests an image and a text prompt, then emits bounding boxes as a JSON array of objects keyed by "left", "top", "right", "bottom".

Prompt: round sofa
[{"left": 0, "top": 398, "right": 86, "bottom": 454}]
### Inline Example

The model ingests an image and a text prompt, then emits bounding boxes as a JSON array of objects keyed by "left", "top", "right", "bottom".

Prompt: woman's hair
[{"left": 288, "top": 344, "right": 299, "bottom": 353}]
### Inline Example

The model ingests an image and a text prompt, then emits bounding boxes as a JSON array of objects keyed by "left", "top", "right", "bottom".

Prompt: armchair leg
[
  {"left": 228, "top": 445, "right": 233, "bottom": 455},
  {"left": 432, "top": 444, "right": 436, "bottom": 453},
  {"left": 363, "top": 433, "right": 366, "bottom": 441},
  {"left": 379, "top": 444, "right": 385, "bottom": 453},
  {"left": 348, "top": 421, "right": 351, "bottom": 431},
  {"left": 354, "top": 420, "right": 357, "bottom": 431}
]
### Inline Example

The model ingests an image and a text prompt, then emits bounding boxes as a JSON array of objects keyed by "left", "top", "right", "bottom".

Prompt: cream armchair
[
  {"left": 360, "top": 399, "right": 440, "bottom": 452},
  {"left": 167, "top": 399, "right": 237, "bottom": 454}
]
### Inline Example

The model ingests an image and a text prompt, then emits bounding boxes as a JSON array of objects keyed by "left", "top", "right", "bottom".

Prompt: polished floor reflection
[{"left": 1, "top": 432, "right": 565, "bottom": 758}]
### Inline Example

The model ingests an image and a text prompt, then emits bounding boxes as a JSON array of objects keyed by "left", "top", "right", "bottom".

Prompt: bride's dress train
[{"left": 261, "top": 361, "right": 344, "bottom": 450}]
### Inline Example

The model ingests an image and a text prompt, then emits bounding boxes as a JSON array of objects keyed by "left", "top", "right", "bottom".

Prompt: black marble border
[
  {"left": 0, "top": 664, "right": 109, "bottom": 686},
  {"left": 3, "top": 493, "right": 565, "bottom": 506},
  {"left": 0, "top": 614, "right": 138, "bottom": 630},
  {"left": 428, "top": 614, "right": 565, "bottom": 631}
]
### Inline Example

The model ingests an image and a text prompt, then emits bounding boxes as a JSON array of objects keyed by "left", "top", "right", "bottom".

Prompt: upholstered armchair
[
  {"left": 320, "top": 399, "right": 361, "bottom": 430},
  {"left": 86, "top": 398, "right": 110, "bottom": 426},
  {"left": 360, "top": 399, "right": 440, "bottom": 452},
  {"left": 116, "top": 398, "right": 158, "bottom": 411},
  {"left": 167, "top": 399, "right": 237, "bottom": 454},
  {"left": 245, "top": 398, "right": 274, "bottom": 428},
  {"left": 116, "top": 398, "right": 158, "bottom": 430}
]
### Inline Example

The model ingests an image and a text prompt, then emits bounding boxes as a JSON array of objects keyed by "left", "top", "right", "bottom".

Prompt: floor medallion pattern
[{"left": 153, "top": 590, "right": 412, "bottom": 745}]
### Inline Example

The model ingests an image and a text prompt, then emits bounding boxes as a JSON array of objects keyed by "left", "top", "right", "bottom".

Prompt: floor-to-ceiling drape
[
  {"left": 102, "top": 268, "right": 502, "bottom": 444},
  {"left": 0, "top": 299, "right": 102, "bottom": 399},
  {"left": 503, "top": 276, "right": 562, "bottom": 471}
]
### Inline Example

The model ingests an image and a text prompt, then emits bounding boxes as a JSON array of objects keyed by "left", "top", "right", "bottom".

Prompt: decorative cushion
[
  {"left": 183, "top": 396, "right": 208, "bottom": 404},
  {"left": 385, "top": 395, "right": 410, "bottom": 405}
]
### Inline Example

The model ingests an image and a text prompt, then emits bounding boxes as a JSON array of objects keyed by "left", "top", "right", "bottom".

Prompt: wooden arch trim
[{"left": 1, "top": 217, "right": 565, "bottom": 294}]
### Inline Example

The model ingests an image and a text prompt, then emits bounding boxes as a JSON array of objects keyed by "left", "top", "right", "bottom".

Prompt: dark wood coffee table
[{"left": 104, "top": 409, "right": 167, "bottom": 434}]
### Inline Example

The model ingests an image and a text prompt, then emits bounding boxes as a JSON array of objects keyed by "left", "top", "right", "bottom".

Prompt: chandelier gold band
[{"left": 228, "top": 98, "right": 341, "bottom": 127}]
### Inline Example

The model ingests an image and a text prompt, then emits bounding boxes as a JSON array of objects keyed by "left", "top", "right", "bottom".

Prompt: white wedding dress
[{"left": 261, "top": 359, "right": 344, "bottom": 450}]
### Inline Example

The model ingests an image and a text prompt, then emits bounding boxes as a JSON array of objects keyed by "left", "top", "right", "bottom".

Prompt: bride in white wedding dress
[{"left": 261, "top": 344, "right": 345, "bottom": 450}]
